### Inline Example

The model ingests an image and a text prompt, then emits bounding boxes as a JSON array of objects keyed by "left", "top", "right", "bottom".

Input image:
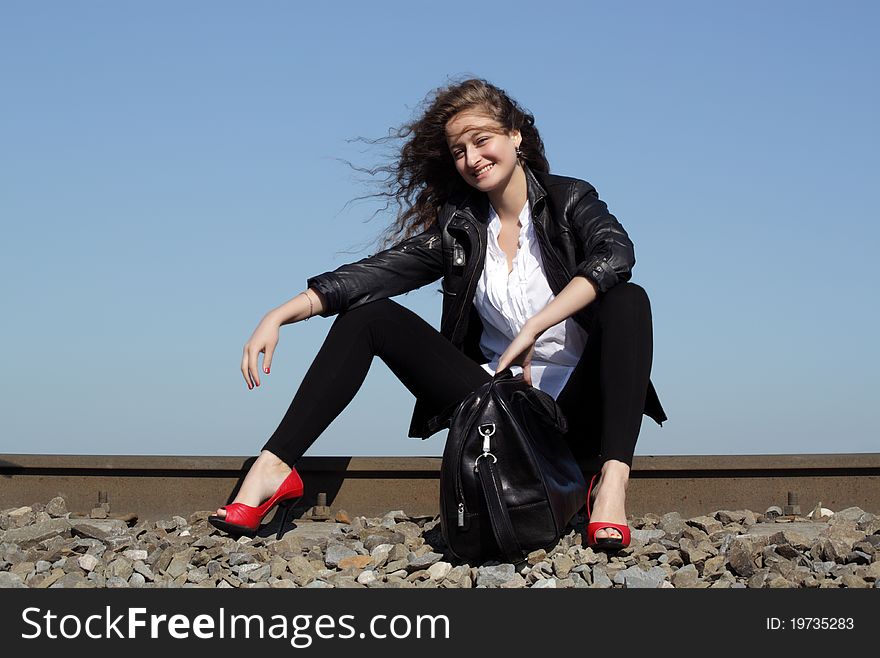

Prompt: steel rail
[{"left": 1, "top": 453, "right": 878, "bottom": 521}]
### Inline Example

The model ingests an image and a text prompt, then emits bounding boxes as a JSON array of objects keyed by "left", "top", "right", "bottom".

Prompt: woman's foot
[
  {"left": 588, "top": 460, "right": 630, "bottom": 541},
  {"left": 214, "top": 450, "right": 292, "bottom": 518}
]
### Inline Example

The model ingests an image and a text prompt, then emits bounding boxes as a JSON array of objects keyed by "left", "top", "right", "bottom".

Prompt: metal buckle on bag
[{"left": 473, "top": 423, "right": 497, "bottom": 470}]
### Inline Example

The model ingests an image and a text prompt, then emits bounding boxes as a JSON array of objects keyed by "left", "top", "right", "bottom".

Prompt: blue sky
[{"left": 1, "top": 1, "right": 877, "bottom": 458}]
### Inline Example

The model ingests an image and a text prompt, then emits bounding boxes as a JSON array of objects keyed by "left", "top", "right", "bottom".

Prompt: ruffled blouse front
[{"left": 474, "top": 200, "right": 588, "bottom": 399}]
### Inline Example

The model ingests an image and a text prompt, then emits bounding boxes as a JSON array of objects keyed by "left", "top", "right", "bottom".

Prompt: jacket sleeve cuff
[
  {"left": 576, "top": 258, "right": 619, "bottom": 294},
  {"left": 306, "top": 273, "right": 345, "bottom": 317}
]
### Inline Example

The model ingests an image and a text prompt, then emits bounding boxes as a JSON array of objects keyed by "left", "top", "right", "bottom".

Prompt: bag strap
[{"left": 476, "top": 456, "right": 523, "bottom": 563}]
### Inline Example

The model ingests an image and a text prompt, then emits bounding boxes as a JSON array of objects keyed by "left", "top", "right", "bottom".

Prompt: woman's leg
[
  {"left": 555, "top": 281, "right": 655, "bottom": 538},
  {"left": 217, "top": 299, "right": 491, "bottom": 515}
]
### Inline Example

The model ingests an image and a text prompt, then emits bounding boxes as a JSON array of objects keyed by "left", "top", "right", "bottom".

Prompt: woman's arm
[
  {"left": 266, "top": 288, "right": 327, "bottom": 326},
  {"left": 306, "top": 223, "right": 443, "bottom": 317},
  {"left": 524, "top": 276, "right": 597, "bottom": 338},
  {"left": 495, "top": 276, "right": 597, "bottom": 382},
  {"left": 569, "top": 181, "right": 635, "bottom": 294}
]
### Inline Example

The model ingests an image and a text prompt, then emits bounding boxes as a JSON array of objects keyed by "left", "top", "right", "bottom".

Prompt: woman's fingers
[
  {"left": 262, "top": 345, "right": 275, "bottom": 376},
  {"left": 241, "top": 344, "right": 262, "bottom": 389},
  {"left": 241, "top": 348, "right": 252, "bottom": 388},
  {"left": 250, "top": 347, "right": 262, "bottom": 388}
]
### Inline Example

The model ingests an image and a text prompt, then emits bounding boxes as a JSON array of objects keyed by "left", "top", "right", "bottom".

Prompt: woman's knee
[
  {"left": 332, "top": 298, "right": 400, "bottom": 328},
  {"left": 599, "top": 281, "right": 650, "bottom": 314}
]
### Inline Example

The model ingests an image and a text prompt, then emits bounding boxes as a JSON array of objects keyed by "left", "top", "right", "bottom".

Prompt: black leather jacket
[{"left": 307, "top": 164, "right": 667, "bottom": 438}]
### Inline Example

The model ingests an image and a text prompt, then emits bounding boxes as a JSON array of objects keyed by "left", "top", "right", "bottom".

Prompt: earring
[{"left": 515, "top": 146, "right": 523, "bottom": 157}]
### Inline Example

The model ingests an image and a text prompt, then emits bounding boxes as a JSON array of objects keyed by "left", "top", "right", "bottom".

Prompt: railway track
[{"left": 1, "top": 453, "right": 878, "bottom": 522}]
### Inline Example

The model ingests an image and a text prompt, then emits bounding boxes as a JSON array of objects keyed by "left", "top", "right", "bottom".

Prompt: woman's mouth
[{"left": 474, "top": 163, "right": 495, "bottom": 179}]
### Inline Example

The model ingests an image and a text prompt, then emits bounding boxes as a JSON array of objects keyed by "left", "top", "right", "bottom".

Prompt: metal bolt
[
  {"left": 308, "top": 492, "right": 331, "bottom": 521},
  {"left": 783, "top": 491, "right": 801, "bottom": 516}
]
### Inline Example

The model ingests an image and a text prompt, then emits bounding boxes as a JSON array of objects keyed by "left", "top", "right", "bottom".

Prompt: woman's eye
[{"left": 477, "top": 137, "right": 489, "bottom": 144}]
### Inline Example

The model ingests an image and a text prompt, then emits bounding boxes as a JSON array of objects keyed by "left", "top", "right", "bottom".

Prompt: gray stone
[
  {"left": 658, "top": 512, "right": 689, "bottom": 539},
  {"left": 228, "top": 551, "right": 257, "bottom": 567},
  {"left": 45, "top": 497, "right": 68, "bottom": 518},
  {"left": 286, "top": 556, "right": 318, "bottom": 587},
  {"left": 477, "top": 563, "right": 516, "bottom": 587},
  {"left": 51, "top": 572, "right": 93, "bottom": 588},
  {"left": 679, "top": 538, "right": 711, "bottom": 566},
  {"left": 671, "top": 564, "right": 699, "bottom": 588},
  {"left": 107, "top": 557, "right": 134, "bottom": 580},
  {"left": 631, "top": 528, "right": 665, "bottom": 544},
  {"left": 123, "top": 549, "right": 148, "bottom": 562},
  {"left": 613, "top": 564, "right": 667, "bottom": 588},
  {"left": 634, "top": 542, "right": 667, "bottom": 560},
  {"left": 78, "top": 554, "right": 100, "bottom": 572},
  {"left": 715, "top": 510, "right": 748, "bottom": 525},
  {"left": 363, "top": 531, "right": 406, "bottom": 552},
  {"left": 390, "top": 521, "right": 423, "bottom": 540},
  {"left": 687, "top": 515, "right": 723, "bottom": 535},
  {"left": 7, "top": 507, "right": 35, "bottom": 528},
  {"left": 247, "top": 564, "right": 272, "bottom": 582},
  {"left": 427, "top": 562, "right": 452, "bottom": 581},
  {"left": 165, "top": 555, "right": 190, "bottom": 579},
  {"left": 0, "top": 518, "right": 71, "bottom": 548},
  {"left": 357, "top": 570, "right": 379, "bottom": 586},
  {"left": 406, "top": 551, "right": 442, "bottom": 570},
  {"left": 531, "top": 578, "right": 557, "bottom": 588},
  {"left": 369, "top": 544, "right": 393, "bottom": 567},
  {"left": 388, "top": 544, "right": 408, "bottom": 560},
  {"left": 834, "top": 507, "right": 867, "bottom": 523},
  {"left": 768, "top": 529, "right": 813, "bottom": 552},
  {"left": 727, "top": 537, "right": 760, "bottom": 577},
  {"left": 821, "top": 521, "right": 866, "bottom": 555},
  {"left": 69, "top": 519, "right": 127, "bottom": 540},
  {"left": 527, "top": 549, "right": 547, "bottom": 565},
  {"left": 547, "top": 553, "right": 571, "bottom": 578},
  {"left": 385, "top": 559, "right": 408, "bottom": 573},
  {"left": 701, "top": 555, "right": 728, "bottom": 578},
  {"left": 0, "top": 572, "right": 27, "bottom": 588},
  {"left": 133, "top": 561, "right": 155, "bottom": 581},
  {"left": 746, "top": 568, "right": 770, "bottom": 588},
  {"left": 591, "top": 565, "right": 613, "bottom": 588}
]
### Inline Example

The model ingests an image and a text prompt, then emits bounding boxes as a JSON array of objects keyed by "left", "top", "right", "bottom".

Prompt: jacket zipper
[
  {"left": 453, "top": 395, "right": 486, "bottom": 526},
  {"left": 448, "top": 210, "right": 485, "bottom": 345}
]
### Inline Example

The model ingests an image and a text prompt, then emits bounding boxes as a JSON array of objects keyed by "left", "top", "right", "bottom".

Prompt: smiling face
[{"left": 445, "top": 108, "right": 522, "bottom": 193}]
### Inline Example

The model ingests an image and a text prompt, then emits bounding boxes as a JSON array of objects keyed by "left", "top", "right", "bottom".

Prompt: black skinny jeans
[{"left": 263, "top": 281, "right": 655, "bottom": 470}]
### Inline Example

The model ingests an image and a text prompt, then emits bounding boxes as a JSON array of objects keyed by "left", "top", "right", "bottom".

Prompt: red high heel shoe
[
  {"left": 208, "top": 468, "right": 304, "bottom": 540},
  {"left": 585, "top": 472, "right": 631, "bottom": 550}
]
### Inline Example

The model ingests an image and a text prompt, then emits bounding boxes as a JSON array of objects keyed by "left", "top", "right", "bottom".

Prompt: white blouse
[{"left": 475, "top": 200, "right": 589, "bottom": 400}]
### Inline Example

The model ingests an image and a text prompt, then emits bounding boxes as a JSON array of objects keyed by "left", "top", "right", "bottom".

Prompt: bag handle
[{"left": 476, "top": 452, "right": 524, "bottom": 563}]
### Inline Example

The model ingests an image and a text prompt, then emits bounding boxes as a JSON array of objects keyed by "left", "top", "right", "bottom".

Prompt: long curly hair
[{"left": 345, "top": 77, "right": 550, "bottom": 252}]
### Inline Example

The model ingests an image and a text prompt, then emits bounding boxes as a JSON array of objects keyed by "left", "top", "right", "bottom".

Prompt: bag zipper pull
[{"left": 457, "top": 502, "right": 465, "bottom": 527}]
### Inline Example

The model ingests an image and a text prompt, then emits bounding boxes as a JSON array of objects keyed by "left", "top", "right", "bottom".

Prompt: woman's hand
[
  {"left": 497, "top": 324, "right": 540, "bottom": 387},
  {"left": 241, "top": 315, "right": 282, "bottom": 390}
]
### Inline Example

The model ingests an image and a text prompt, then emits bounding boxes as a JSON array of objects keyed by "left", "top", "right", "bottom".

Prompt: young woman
[{"left": 208, "top": 78, "right": 667, "bottom": 551}]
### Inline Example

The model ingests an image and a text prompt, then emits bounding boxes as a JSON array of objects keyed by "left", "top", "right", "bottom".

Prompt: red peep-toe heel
[
  {"left": 208, "top": 468, "right": 304, "bottom": 540},
  {"left": 585, "top": 472, "right": 631, "bottom": 550}
]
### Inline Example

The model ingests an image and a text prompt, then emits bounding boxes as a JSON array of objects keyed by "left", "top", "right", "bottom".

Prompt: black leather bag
[{"left": 439, "top": 368, "right": 587, "bottom": 564}]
